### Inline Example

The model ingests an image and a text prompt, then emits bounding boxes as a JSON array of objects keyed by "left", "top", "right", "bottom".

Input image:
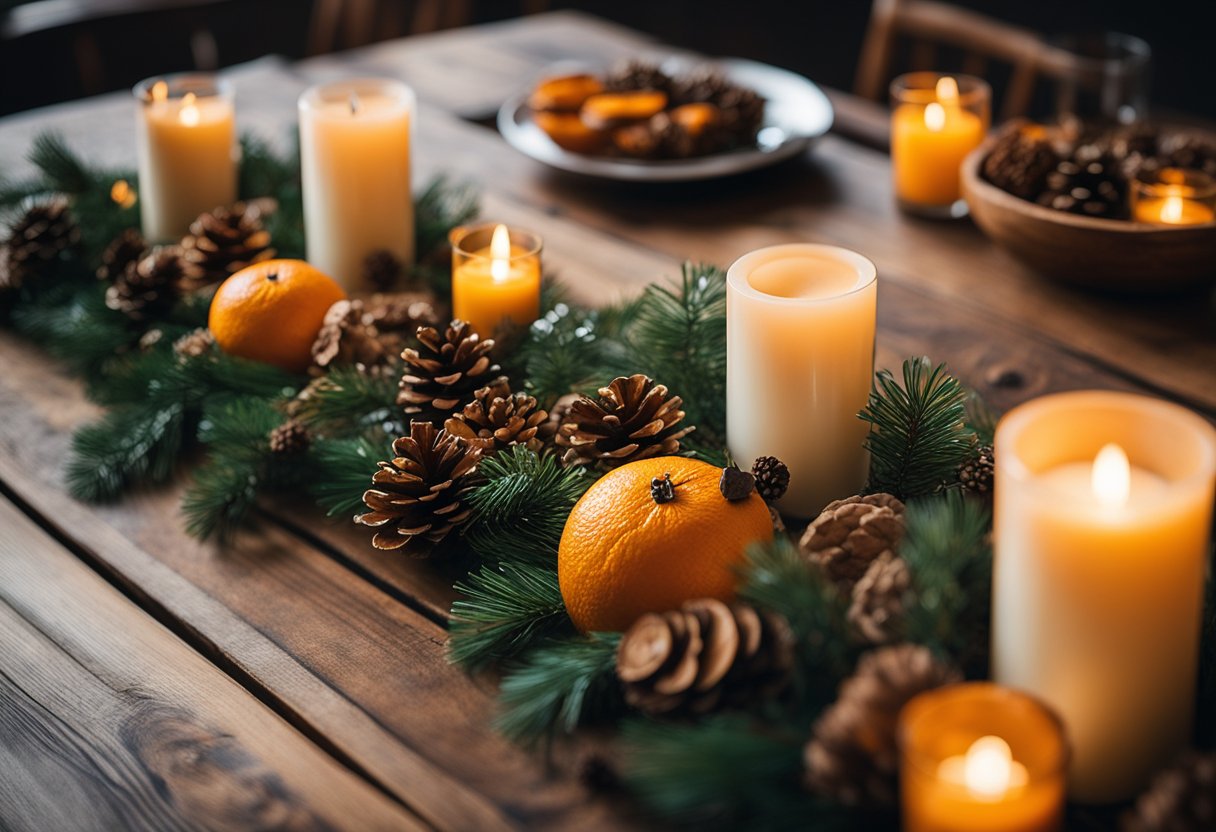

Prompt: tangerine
[
  {"left": 558, "top": 456, "right": 773, "bottom": 633},
  {"left": 208, "top": 259, "right": 345, "bottom": 373}
]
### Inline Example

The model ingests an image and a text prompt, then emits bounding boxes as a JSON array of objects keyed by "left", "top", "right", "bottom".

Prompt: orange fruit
[
  {"left": 208, "top": 259, "right": 346, "bottom": 373},
  {"left": 559, "top": 456, "right": 773, "bottom": 633}
]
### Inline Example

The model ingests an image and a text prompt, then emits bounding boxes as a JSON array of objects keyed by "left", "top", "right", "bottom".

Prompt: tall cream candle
[
  {"left": 726, "top": 244, "right": 877, "bottom": 518},
  {"left": 299, "top": 79, "right": 414, "bottom": 291},
  {"left": 992, "top": 391, "right": 1216, "bottom": 803},
  {"left": 134, "top": 74, "right": 237, "bottom": 242}
]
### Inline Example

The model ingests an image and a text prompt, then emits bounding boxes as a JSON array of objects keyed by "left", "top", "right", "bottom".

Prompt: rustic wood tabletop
[{"left": 1, "top": 11, "right": 1213, "bottom": 832}]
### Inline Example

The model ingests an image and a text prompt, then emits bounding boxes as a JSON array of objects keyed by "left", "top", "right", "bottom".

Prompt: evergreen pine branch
[
  {"left": 463, "top": 446, "right": 590, "bottom": 566},
  {"left": 291, "top": 365, "right": 403, "bottom": 438},
  {"left": 900, "top": 492, "right": 992, "bottom": 672},
  {"left": 182, "top": 456, "right": 260, "bottom": 541},
  {"left": 309, "top": 436, "right": 382, "bottom": 517},
  {"left": 239, "top": 133, "right": 306, "bottom": 259},
  {"left": 965, "top": 390, "right": 998, "bottom": 446},
  {"left": 517, "top": 301, "right": 635, "bottom": 405},
  {"left": 28, "top": 132, "right": 93, "bottom": 195},
  {"left": 859, "top": 357, "right": 974, "bottom": 500},
  {"left": 495, "top": 634, "right": 623, "bottom": 746},
  {"left": 414, "top": 175, "right": 478, "bottom": 264},
  {"left": 448, "top": 562, "right": 573, "bottom": 671},
  {"left": 66, "top": 402, "right": 188, "bottom": 501},
  {"left": 10, "top": 283, "right": 137, "bottom": 379}
]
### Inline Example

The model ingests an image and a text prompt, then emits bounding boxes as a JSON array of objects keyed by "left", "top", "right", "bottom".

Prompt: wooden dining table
[{"left": 1, "top": 11, "right": 1213, "bottom": 831}]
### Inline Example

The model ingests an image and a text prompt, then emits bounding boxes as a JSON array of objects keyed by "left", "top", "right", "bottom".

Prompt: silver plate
[{"left": 497, "top": 57, "right": 834, "bottom": 182}]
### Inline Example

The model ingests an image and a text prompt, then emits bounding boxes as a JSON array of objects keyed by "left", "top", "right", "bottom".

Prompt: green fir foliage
[
  {"left": 448, "top": 562, "right": 572, "bottom": 671},
  {"left": 66, "top": 401, "right": 189, "bottom": 502},
  {"left": 292, "top": 365, "right": 403, "bottom": 439},
  {"left": 309, "top": 436, "right": 383, "bottom": 518}
]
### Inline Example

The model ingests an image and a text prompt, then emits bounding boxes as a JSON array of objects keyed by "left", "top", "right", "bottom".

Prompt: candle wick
[{"left": 349, "top": 93, "right": 359, "bottom": 116}]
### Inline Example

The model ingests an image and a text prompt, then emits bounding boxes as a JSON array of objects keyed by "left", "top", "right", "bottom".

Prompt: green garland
[{"left": 3, "top": 130, "right": 1213, "bottom": 831}]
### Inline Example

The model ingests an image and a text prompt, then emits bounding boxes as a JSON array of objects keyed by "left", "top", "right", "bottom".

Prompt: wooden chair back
[{"left": 306, "top": 0, "right": 473, "bottom": 55}]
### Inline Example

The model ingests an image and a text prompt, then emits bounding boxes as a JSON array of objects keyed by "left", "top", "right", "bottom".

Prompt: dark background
[{"left": 1, "top": 0, "right": 1211, "bottom": 121}]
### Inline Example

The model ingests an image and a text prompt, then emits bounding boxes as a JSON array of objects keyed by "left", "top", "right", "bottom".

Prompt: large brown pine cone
[
  {"left": 617, "top": 598, "right": 793, "bottom": 716},
  {"left": 179, "top": 199, "right": 276, "bottom": 289},
  {"left": 848, "top": 553, "right": 910, "bottom": 645},
  {"left": 804, "top": 644, "right": 961, "bottom": 806},
  {"left": 97, "top": 228, "right": 147, "bottom": 283},
  {"left": 1123, "top": 752, "right": 1216, "bottom": 832},
  {"left": 800, "top": 494, "right": 906, "bottom": 592},
  {"left": 604, "top": 60, "right": 676, "bottom": 96},
  {"left": 0, "top": 197, "right": 80, "bottom": 291},
  {"left": 444, "top": 379, "right": 549, "bottom": 454},
  {"left": 355, "top": 421, "right": 484, "bottom": 553},
  {"left": 1037, "top": 145, "right": 1129, "bottom": 219},
  {"left": 396, "top": 321, "right": 502, "bottom": 424},
  {"left": 982, "top": 124, "right": 1061, "bottom": 199},
  {"left": 557, "top": 374, "right": 694, "bottom": 469},
  {"left": 105, "top": 248, "right": 185, "bottom": 320},
  {"left": 310, "top": 299, "right": 393, "bottom": 374}
]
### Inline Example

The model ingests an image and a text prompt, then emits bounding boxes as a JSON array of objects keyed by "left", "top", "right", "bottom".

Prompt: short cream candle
[
  {"left": 726, "top": 244, "right": 877, "bottom": 518},
  {"left": 450, "top": 223, "right": 542, "bottom": 337},
  {"left": 134, "top": 74, "right": 237, "bottom": 242},
  {"left": 299, "top": 78, "right": 414, "bottom": 291},
  {"left": 992, "top": 391, "right": 1216, "bottom": 803}
]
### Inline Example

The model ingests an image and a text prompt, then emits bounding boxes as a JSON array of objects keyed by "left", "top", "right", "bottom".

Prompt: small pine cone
[
  {"left": 604, "top": 60, "right": 675, "bottom": 96},
  {"left": 179, "top": 199, "right": 276, "bottom": 290},
  {"left": 958, "top": 445, "right": 995, "bottom": 496},
  {"left": 268, "top": 419, "right": 310, "bottom": 454},
  {"left": 1037, "top": 147, "right": 1128, "bottom": 219},
  {"left": 311, "top": 299, "right": 391, "bottom": 373},
  {"left": 97, "top": 228, "right": 147, "bottom": 283},
  {"left": 362, "top": 292, "right": 441, "bottom": 333},
  {"left": 105, "top": 248, "right": 185, "bottom": 321},
  {"left": 355, "top": 421, "right": 484, "bottom": 553},
  {"left": 982, "top": 123, "right": 1061, "bottom": 199},
  {"left": 617, "top": 598, "right": 793, "bottom": 716},
  {"left": 751, "top": 455, "right": 791, "bottom": 502},
  {"left": 173, "top": 327, "right": 215, "bottom": 360},
  {"left": 364, "top": 249, "right": 403, "bottom": 291},
  {"left": 557, "top": 374, "right": 694, "bottom": 469},
  {"left": 1123, "top": 752, "right": 1216, "bottom": 832},
  {"left": 848, "top": 553, "right": 910, "bottom": 645},
  {"left": 0, "top": 197, "right": 80, "bottom": 291},
  {"left": 804, "top": 644, "right": 961, "bottom": 806},
  {"left": 800, "top": 494, "right": 906, "bottom": 592},
  {"left": 444, "top": 379, "right": 549, "bottom": 454},
  {"left": 397, "top": 321, "right": 502, "bottom": 424}
]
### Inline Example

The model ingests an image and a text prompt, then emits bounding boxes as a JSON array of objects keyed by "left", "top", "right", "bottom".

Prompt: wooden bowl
[{"left": 962, "top": 136, "right": 1216, "bottom": 293}]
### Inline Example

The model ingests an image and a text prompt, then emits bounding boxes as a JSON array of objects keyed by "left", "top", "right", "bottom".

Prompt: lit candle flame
[
  {"left": 924, "top": 102, "right": 946, "bottom": 132},
  {"left": 1092, "top": 443, "right": 1131, "bottom": 507},
  {"left": 179, "top": 92, "right": 200, "bottom": 127},
  {"left": 151, "top": 80, "right": 169, "bottom": 102},
  {"left": 490, "top": 224, "right": 511, "bottom": 282},
  {"left": 936, "top": 76, "right": 960, "bottom": 103},
  {"left": 1160, "top": 195, "right": 1185, "bottom": 224},
  {"left": 938, "top": 735, "right": 1029, "bottom": 801}
]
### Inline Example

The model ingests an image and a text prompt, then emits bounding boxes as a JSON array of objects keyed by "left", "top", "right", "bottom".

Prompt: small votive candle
[
  {"left": 900, "top": 682, "right": 1068, "bottom": 832},
  {"left": 134, "top": 74, "right": 237, "bottom": 242},
  {"left": 891, "top": 73, "right": 990, "bottom": 218},
  {"left": 992, "top": 391, "right": 1216, "bottom": 803},
  {"left": 726, "top": 244, "right": 876, "bottom": 518},
  {"left": 450, "top": 223, "right": 542, "bottom": 337},
  {"left": 1131, "top": 167, "right": 1216, "bottom": 225},
  {"left": 299, "top": 78, "right": 415, "bottom": 291}
]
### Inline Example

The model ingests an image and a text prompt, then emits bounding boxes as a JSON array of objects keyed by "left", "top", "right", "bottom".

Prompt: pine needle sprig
[
  {"left": 291, "top": 365, "right": 403, "bottom": 438},
  {"left": 495, "top": 633, "right": 623, "bottom": 747},
  {"left": 28, "top": 132, "right": 93, "bottom": 196},
  {"left": 965, "top": 389, "right": 998, "bottom": 446},
  {"left": 415, "top": 175, "right": 478, "bottom": 265},
  {"left": 859, "top": 357, "right": 974, "bottom": 500},
  {"left": 66, "top": 402, "right": 189, "bottom": 502},
  {"left": 309, "top": 436, "right": 382, "bottom": 518},
  {"left": 10, "top": 284, "right": 137, "bottom": 379},
  {"left": 517, "top": 302, "right": 629, "bottom": 405},
  {"left": 448, "top": 562, "right": 573, "bottom": 671}
]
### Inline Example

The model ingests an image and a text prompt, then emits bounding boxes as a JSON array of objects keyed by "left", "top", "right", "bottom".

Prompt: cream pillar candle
[
  {"left": 299, "top": 79, "right": 414, "bottom": 291},
  {"left": 726, "top": 244, "right": 877, "bottom": 518},
  {"left": 134, "top": 74, "right": 237, "bottom": 242},
  {"left": 992, "top": 391, "right": 1216, "bottom": 803}
]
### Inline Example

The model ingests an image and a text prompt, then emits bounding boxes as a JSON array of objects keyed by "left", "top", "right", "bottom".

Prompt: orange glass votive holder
[
  {"left": 1130, "top": 167, "right": 1216, "bottom": 226},
  {"left": 900, "top": 683, "right": 1068, "bottom": 832},
  {"left": 449, "top": 223, "right": 542, "bottom": 338},
  {"left": 890, "top": 72, "right": 990, "bottom": 218}
]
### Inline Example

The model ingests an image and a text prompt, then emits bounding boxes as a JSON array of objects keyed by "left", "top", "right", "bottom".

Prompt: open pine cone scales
[
  {"left": 444, "top": 379, "right": 549, "bottom": 453},
  {"left": 105, "top": 248, "right": 185, "bottom": 320},
  {"left": 355, "top": 421, "right": 483, "bottom": 553},
  {"left": 0, "top": 197, "right": 80, "bottom": 291},
  {"left": 557, "top": 374, "right": 693, "bottom": 468},
  {"left": 800, "top": 494, "right": 906, "bottom": 592},
  {"left": 179, "top": 200, "right": 276, "bottom": 289},
  {"left": 617, "top": 598, "right": 793, "bottom": 716},
  {"left": 397, "top": 321, "right": 502, "bottom": 423}
]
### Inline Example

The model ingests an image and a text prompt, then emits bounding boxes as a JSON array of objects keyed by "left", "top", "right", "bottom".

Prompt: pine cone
[
  {"left": 311, "top": 299, "right": 392, "bottom": 373},
  {"left": 848, "top": 553, "right": 910, "bottom": 645},
  {"left": 268, "top": 419, "right": 310, "bottom": 454},
  {"left": 362, "top": 292, "right": 440, "bottom": 333},
  {"left": 557, "top": 374, "right": 694, "bottom": 469},
  {"left": 958, "top": 445, "right": 995, "bottom": 496},
  {"left": 604, "top": 60, "right": 675, "bottom": 96},
  {"left": 800, "top": 494, "right": 906, "bottom": 592},
  {"left": 617, "top": 598, "right": 793, "bottom": 716},
  {"left": 397, "top": 321, "right": 502, "bottom": 424},
  {"left": 179, "top": 199, "right": 275, "bottom": 289},
  {"left": 173, "top": 327, "right": 215, "bottom": 360},
  {"left": 1123, "top": 752, "right": 1216, "bottom": 832},
  {"left": 982, "top": 124, "right": 1061, "bottom": 200},
  {"left": 444, "top": 379, "right": 549, "bottom": 454},
  {"left": 355, "top": 421, "right": 484, "bottom": 552},
  {"left": 751, "top": 456, "right": 790, "bottom": 502},
  {"left": 105, "top": 248, "right": 185, "bottom": 320},
  {"left": 804, "top": 644, "right": 961, "bottom": 806},
  {"left": 1037, "top": 145, "right": 1129, "bottom": 219},
  {"left": 97, "top": 228, "right": 147, "bottom": 283},
  {"left": 0, "top": 197, "right": 80, "bottom": 291},
  {"left": 364, "top": 249, "right": 403, "bottom": 291}
]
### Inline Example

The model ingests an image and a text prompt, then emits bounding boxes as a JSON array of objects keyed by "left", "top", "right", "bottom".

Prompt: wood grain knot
[{"left": 985, "top": 366, "right": 1025, "bottom": 389}]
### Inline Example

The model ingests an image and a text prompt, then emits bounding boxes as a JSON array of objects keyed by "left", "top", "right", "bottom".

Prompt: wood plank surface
[{"left": 0, "top": 498, "right": 425, "bottom": 832}]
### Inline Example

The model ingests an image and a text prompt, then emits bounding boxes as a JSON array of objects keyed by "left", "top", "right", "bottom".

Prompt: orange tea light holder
[
  {"left": 450, "top": 223, "right": 542, "bottom": 338},
  {"left": 1131, "top": 167, "right": 1216, "bottom": 226}
]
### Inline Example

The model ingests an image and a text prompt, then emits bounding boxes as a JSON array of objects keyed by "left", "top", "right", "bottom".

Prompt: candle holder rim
[
  {"left": 449, "top": 222, "right": 543, "bottom": 260},
  {"left": 726, "top": 243, "right": 876, "bottom": 305},
  {"left": 298, "top": 77, "right": 417, "bottom": 111},
  {"left": 1132, "top": 166, "right": 1216, "bottom": 199},
  {"left": 994, "top": 389, "right": 1216, "bottom": 495},
  {"left": 133, "top": 72, "right": 233, "bottom": 103},
  {"left": 889, "top": 71, "right": 992, "bottom": 107}
]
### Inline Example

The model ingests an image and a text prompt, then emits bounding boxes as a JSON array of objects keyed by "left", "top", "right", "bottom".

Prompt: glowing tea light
[
  {"left": 924, "top": 102, "right": 946, "bottom": 132},
  {"left": 1132, "top": 167, "right": 1216, "bottom": 226},
  {"left": 938, "top": 736, "right": 1030, "bottom": 800},
  {"left": 993, "top": 391, "right": 1216, "bottom": 802},
  {"left": 450, "top": 222, "right": 542, "bottom": 337}
]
